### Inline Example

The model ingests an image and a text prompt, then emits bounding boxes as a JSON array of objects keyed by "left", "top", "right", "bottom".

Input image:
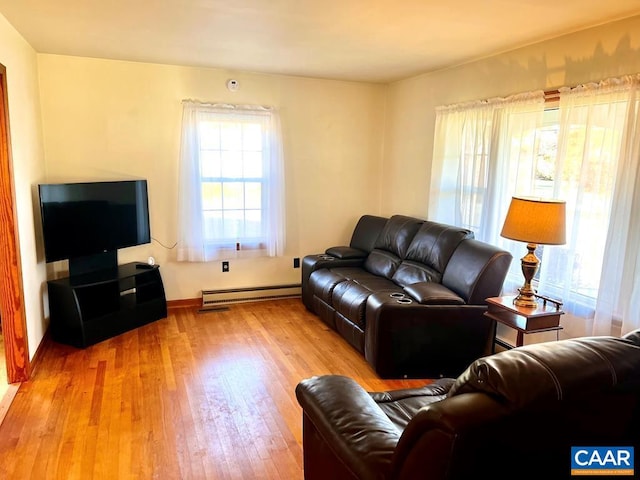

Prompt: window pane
[
  {"left": 244, "top": 152, "right": 262, "bottom": 178},
  {"left": 245, "top": 209, "right": 262, "bottom": 238},
  {"left": 244, "top": 151, "right": 262, "bottom": 177},
  {"left": 201, "top": 151, "right": 221, "bottom": 179},
  {"left": 243, "top": 123, "right": 262, "bottom": 151},
  {"left": 203, "top": 210, "right": 222, "bottom": 239},
  {"left": 199, "top": 121, "right": 220, "bottom": 150},
  {"left": 245, "top": 182, "right": 262, "bottom": 209},
  {"left": 221, "top": 122, "right": 242, "bottom": 150},
  {"left": 221, "top": 150, "right": 243, "bottom": 178},
  {"left": 534, "top": 127, "right": 558, "bottom": 197},
  {"left": 202, "top": 182, "right": 222, "bottom": 210},
  {"left": 223, "top": 210, "right": 244, "bottom": 238},
  {"left": 222, "top": 183, "right": 244, "bottom": 210}
]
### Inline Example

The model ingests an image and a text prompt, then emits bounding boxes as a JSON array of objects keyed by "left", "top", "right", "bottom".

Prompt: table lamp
[{"left": 500, "top": 196, "right": 566, "bottom": 308}]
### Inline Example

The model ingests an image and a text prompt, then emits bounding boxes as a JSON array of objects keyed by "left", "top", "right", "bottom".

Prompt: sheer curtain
[
  {"left": 429, "top": 92, "right": 546, "bottom": 294},
  {"left": 431, "top": 76, "right": 640, "bottom": 336},
  {"left": 548, "top": 75, "right": 640, "bottom": 336},
  {"left": 177, "top": 101, "right": 285, "bottom": 262}
]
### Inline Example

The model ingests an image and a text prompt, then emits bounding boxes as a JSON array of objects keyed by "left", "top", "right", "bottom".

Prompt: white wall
[
  {"left": 0, "top": 14, "right": 48, "bottom": 359},
  {"left": 382, "top": 14, "right": 640, "bottom": 217},
  {"left": 382, "top": 14, "right": 640, "bottom": 340},
  {"left": 37, "top": 56, "right": 386, "bottom": 300}
]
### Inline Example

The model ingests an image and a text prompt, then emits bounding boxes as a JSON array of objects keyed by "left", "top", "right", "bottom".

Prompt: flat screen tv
[{"left": 38, "top": 179, "right": 150, "bottom": 277}]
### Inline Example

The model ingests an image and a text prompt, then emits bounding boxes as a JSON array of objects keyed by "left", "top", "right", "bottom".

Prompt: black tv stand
[
  {"left": 47, "top": 262, "right": 168, "bottom": 348},
  {"left": 135, "top": 262, "right": 156, "bottom": 270},
  {"left": 69, "top": 250, "right": 118, "bottom": 278}
]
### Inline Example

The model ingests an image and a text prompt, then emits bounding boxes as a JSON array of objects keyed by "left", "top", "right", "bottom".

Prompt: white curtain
[
  {"left": 550, "top": 75, "right": 640, "bottom": 336},
  {"left": 431, "top": 75, "right": 640, "bottom": 336},
  {"left": 177, "top": 101, "right": 285, "bottom": 262},
  {"left": 429, "top": 91, "right": 546, "bottom": 294}
]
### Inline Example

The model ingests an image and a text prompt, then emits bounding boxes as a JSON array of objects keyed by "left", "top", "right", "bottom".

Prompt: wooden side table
[{"left": 484, "top": 295, "right": 564, "bottom": 351}]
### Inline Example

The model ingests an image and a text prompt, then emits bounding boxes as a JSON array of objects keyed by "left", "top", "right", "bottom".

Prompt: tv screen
[{"left": 38, "top": 180, "right": 151, "bottom": 264}]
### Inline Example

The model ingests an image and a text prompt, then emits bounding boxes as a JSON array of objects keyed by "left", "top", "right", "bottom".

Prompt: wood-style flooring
[{"left": 0, "top": 299, "right": 430, "bottom": 479}]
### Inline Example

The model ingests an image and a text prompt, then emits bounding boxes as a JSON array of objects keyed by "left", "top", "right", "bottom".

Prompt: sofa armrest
[
  {"left": 391, "top": 393, "right": 509, "bottom": 480},
  {"left": 403, "top": 282, "right": 464, "bottom": 305},
  {"left": 365, "top": 293, "right": 495, "bottom": 379},
  {"left": 442, "top": 239, "right": 512, "bottom": 304},
  {"left": 325, "top": 245, "right": 368, "bottom": 259},
  {"left": 301, "top": 253, "right": 366, "bottom": 310},
  {"left": 295, "top": 375, "right": 401, "bottom": 480}
]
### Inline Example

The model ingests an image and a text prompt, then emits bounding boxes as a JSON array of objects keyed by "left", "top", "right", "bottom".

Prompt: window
[
  {"left": 430, "top": 75, "right": 640, "bottom": 336},
  {"left": 200, "top": 118, "right": 266, "bottom": 249},
  {"left": 529, "top": 107, "right": 616, "bottom": 303},
  {"left": 177, "top": 101, "right": 285, "bottom": 262}
]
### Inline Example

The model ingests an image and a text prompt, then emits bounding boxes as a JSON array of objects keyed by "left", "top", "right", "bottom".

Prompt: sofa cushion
[
  {"left": 364, "top": 249, "right": 402, "bottom": 279},
  {"left": 364, "top": 216, "right": 423, "bottom": 279},
  {"left": 332, "top": 277, "right": 402, "bottom": 331},
  {"left": 310, "top": 269, "right": 347, "bottom": 305},
  {"left": 391, "top": 260, "right": 440, "bottom": 287},
  {"left": 355, "top": 276, "right": 401, "bottom": 293},
  {"left": 332, "top": 281, "right": 373, "bottom": 329},
  {"left": 373, "top": 215, "right": 424, "bottom": 257},
  {"left": 391, "top": 222, "right": 473, "bottom": 286},
  {"left": 405, "top": 222, "right": 474, "bottom": 273},
  {"left": 403, "top": 282, "right": 465, "bottom": 305},
  {"left": 449, "top": 336, "right": 640, "bottom": 410},
  {"left": 330, "top": 267, "right": 388, "bottom": 285},
  {"left": 371, "top": 379, "right": 454, "bottom": 431}
]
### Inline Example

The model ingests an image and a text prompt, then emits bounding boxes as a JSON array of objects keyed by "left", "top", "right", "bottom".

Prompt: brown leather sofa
[
  {"left": 302, "top": 214, "right": 512, "bottom": 378},
  {"left": 296, "top": 330, "right": 640, "bottom": 480}
]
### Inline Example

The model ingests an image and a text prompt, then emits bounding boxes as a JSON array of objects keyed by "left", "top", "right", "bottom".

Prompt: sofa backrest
[
  {"left": 318, "top": 214, "right": 511, "bottom": 305},
  {"left": 324, "top": 214, "right": 389, "bottom": 260},
  {"left": 349, "top": 214, "right": 389, "bottom": 253},
  {"left": 392, "top": 333, "right": 640, "bottom": 479},
  {"left": 623, "top": 328, "right": 640, "bottom": 345},
  {"left": 441, "top": 238, "right": 512, "bottom": 304},
  {"left": 391, "top": 221, "right": 474, "bottom": 287},
  {"left": 361, "top": 216, "right": 511, "bottom": 302},
  {"left": 449, "top": 334, "right": 640, "bottom": 407},
  {"left": 364, "top": 215, "right": 423, "bottom": 279}
]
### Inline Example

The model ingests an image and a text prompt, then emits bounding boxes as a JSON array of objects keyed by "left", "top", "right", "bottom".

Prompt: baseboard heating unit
[{"left": 201, "top": 284, "right": 301, "bottom": 310}]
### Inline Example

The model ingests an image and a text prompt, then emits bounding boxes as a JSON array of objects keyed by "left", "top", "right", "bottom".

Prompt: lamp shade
[{"left": 500, "top": 196, "right": 566, "bottom": 245}]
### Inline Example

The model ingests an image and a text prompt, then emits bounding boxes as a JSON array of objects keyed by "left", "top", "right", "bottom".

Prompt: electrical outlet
[
  {"left": 222, "top": 261, "right": 229, "bottom": 272},
  {"left": 293, "top": 257, "right": 300, "bottom": 268}
]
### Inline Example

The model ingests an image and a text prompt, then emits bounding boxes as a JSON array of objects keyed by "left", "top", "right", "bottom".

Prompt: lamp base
[
  {"left": 513, "top": 289, "right": 538, "bottom": 308},
  {"left": 514, "top": 242, "right": 541, "bottom": 308}
]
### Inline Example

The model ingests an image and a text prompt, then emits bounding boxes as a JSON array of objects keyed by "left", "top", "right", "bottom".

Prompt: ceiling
[{"left": 1, "top": 0, "right": 640, "bottom": 83}]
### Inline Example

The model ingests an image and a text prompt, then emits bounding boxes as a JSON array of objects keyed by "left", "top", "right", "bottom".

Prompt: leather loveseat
[
  {"left": 302, "top": 214, "right": 512, "bottom": 378},
  {"left": 296, "top": 330, "right": 640, "bottom": 480}
]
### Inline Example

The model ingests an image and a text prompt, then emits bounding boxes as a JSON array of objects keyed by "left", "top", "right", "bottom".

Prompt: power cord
[{"left": 151, "top": 237, "right": 177, "bottom": 250}]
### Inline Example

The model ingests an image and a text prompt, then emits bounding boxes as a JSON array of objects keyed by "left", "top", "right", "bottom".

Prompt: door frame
[{"left": 0, "top": 62, "right": 31, "bottom": 383}]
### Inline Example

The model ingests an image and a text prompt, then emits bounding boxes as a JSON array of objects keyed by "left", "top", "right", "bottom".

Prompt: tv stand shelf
[{"left": 47, "top": 262, "right": 168, "bottom": 348}]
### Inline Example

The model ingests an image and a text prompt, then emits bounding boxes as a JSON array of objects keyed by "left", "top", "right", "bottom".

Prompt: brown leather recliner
[{"left": 296, "top": 331, "right": 640, "bottom": 480}]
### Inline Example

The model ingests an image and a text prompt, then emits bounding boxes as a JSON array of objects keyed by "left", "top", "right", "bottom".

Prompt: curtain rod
[
  {"left": 544, "top": 89, "right": 560, "bottom": 103},
  {"left": 544, "top": 73, "right": 640, "bottom": 103}
]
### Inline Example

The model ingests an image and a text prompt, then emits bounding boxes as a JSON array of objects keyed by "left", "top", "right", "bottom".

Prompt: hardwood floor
[{"left": 0, "top": 299, "right": 430, "bottom": 479}]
